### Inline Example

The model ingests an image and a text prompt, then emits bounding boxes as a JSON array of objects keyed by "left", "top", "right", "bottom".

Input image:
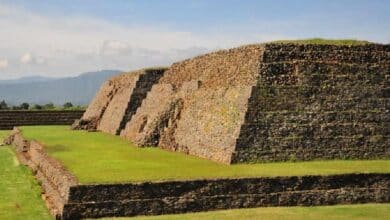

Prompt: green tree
[
  {"left": 20, "top": 103, "right": 30, "bottom": 110},
  {"left": 63, "top": 102, "right": 73, "bottom": 109},
  {"left": 0, "top": 100, "right": 9, "bottom": 110},
  {"left": 43, "top": 103, "right": 55, "bottom": 110},
  {"left": 32, "top": 104, "right": 43, "bottom": 110},
  {"left": 12, "top": 106, "right": 21, "bottom": 110}
]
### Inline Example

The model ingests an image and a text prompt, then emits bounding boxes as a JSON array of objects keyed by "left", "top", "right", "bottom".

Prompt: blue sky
[
  {"left": 0, "top": 0, "right": 389, "bottom": 79},
  {"left": 5, "top": 0, "right": 390, "bottom": 36}
]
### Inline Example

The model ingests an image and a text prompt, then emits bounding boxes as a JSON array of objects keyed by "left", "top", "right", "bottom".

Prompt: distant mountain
[
  {"left": 0, "top": 70, "right": 122, "bottom": 105},
  {"left": 0, "top": 76, "right": 57, "bottom": 85}
]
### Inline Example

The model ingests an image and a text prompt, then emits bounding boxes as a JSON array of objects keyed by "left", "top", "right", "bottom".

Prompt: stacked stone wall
[
  {"left": 79, "top": 43, "right": 389, "bottom": 164},
  {"left": 115, "top": 69, "right": 165, "bottom": 135},
  {"left": 95, "top": 72, "right": 141, "bottom": 134},
  {"left": 73, "top": 68, "right": 166, "bottom": 133},
  {"left": 0, "top": 110, "right": 84, "bottom": 130},
  {"left": 5, "top": 128, "right": 78, "bottom": 218},
  {"left": 122, "top": 46, "right": 264, "bottom": 163},
  {"left": 120, "top": 84, "right": 176, "bottom": 146},
  {"left": 62, "top": 173, "right": 389, "bottom": 219},
  {"left": 233, "top": 45, "right": 390, "bottom": 163},
  {"left": 73, "top": 79, "right": 118, "bottom": 130}
]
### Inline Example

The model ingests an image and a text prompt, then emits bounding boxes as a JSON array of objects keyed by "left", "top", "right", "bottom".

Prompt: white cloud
[
  {"left": 1, "top": 3, "right": 387, "bottom": 80},
  {"left": 0, "top": 59, "right": 8, "bottom": 69},
  {"left": 20, "top": 53, "right": 33, "bottom": 64},
  {"left": 0, "top": 4, "right": 237, "bottom": 79},
  {"left": 35, "top": 57, "right": 46, "bottom": 64},
  {"left": 100, "top": 40, "right": 132, "bottom": 56},
  {"left": 20, "top": 53, "right": 46, "bottom": 65}
]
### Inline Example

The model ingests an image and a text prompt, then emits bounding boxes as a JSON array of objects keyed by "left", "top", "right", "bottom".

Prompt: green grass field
[
  {"left": 0, "top": 130, "right": 10, "bottom": 141},
  {"left": 102, "top": 204, "right": 390, "bottom": 220},
  {"left": 19, "top": 126, "right": 390, "bottom": 184},
  {"left": 272, "top": 38, "right": 371, "bottom": 45}
]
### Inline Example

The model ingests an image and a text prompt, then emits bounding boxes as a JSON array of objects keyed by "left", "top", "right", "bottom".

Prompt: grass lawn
[
  {"left": 272, "top": 38, "right": 371, "bottom": 45},
  {"left": 0, "top": 130, "right": 10, "bottom": 141},
  {"left": 20, "top": 126, "right": 390, "bottom": 184},
  {"left": 101, "top": 204, "right": 390, "bottom": 220},
  {"left": 0, "top": 131, "right": 52, "bottom": 220}
]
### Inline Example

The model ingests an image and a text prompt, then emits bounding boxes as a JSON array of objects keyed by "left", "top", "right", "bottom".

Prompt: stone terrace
[
  {"left": 0, "top": 110, "right": 84, "bottom": 130},
  {"left": 5, "top": 126, "right": 390, "bottom": 219},
  {"left": 76, "top": 43, "right": 390, "bottom": 164}
]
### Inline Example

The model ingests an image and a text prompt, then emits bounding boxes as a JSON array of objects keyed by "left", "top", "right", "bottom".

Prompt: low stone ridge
[
  {"left": 63, "top": 173, "right": 389, "bottom": 219},
  {"left": 73, "top": 68, "right": 166, "bottom": 134},
  {"left": 6, "top": 129, "right": 390, "bottom": 219},
  {"left": 78, "top": 43, "right": 390, "bottom": 164},
  {"left": 0, "top": 110, "right": 84, "bottom": 130},
  {"left": 5, "top": 128, "right": 78, "bottom": 218}
]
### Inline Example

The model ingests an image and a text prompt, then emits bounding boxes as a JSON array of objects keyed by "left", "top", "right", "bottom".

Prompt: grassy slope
[
  {"left": 0, "top": 130, "right": 52, "bottom": 220},
  {"left": 0, "top": 130, "right": 10, "bottom": 141},
  {"left": 271, "top": 38, "right": 372, "bottom": 45},
  {"left": 20, "top": 126, "right": 390, "bottom": 184},
  {"left": 102, "top": 204, "right": 390, "bottom": 220}
]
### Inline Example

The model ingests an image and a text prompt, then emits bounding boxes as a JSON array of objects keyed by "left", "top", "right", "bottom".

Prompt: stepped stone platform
[
  {"left": 0, "top": 110, "right": 84, "bottom": 130},
  {"left": 77, "top": 43, "right": 390, "bottom": 164},
  {"left": 72, "top": 68, "right": 166, "bottom": 135},
  {"left": 5, "top": 128, "right": 390, "bottom": 220}
]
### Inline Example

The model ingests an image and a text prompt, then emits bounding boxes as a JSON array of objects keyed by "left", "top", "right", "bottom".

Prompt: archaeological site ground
[{"left": 1, "top": 39, "right": 389, "bottom": 219}]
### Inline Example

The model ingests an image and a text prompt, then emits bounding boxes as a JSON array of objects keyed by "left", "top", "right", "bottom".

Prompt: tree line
[{"left": 0, "top": 100, "right": 86, "bottom": 111}]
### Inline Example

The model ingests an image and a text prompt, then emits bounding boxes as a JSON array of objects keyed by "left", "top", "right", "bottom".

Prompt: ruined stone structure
[
  {"left": 78, "top": 43, "right": 390, "bottom": 164},
  {"left": 72, "top": 68, "right": 166, "bottom": 134},
  {"left": 0, "top": 110, "right": 84, "bottom": 130},
  {"left": 5, "top": 42, "right": 390, "bottom": 219},
  {"left": 5, "top": 128, "right": 390, "bottom": 220},
  {"left": 233, "top": 44, "right": 390, "bottom": 163},
  {"left": 5, "top": 128, "right": 78, "bottom": 217}
]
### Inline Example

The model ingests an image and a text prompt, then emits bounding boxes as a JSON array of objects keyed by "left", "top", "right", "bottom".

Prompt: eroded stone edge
[{"left": 5, "top": 128, "right": 78, "bottom": 218}]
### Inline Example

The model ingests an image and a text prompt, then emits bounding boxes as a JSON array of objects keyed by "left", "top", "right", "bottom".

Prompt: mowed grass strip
[
  {"left": 0, "top": 129, "right": 52, "bottom": 220},
  {"left": 20, "top": 126, "right": 390, "bottom": 184},
  {"left": 271, "top": 38, "right": 371, "bottom": 45},
  {"left": 100, "top": 204, "right": 390, "bottom": 220}
]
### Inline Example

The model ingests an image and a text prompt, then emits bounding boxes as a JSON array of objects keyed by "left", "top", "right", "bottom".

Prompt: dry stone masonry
[
  {"left": 233, "top": 44, "right": 390, "bottom": 162},
  {"left": 5, "top": 128, "right": 78, "bottom": 218},
  {"left": 0, "top": 110, "right": 84, "bottom": 130},
  {"left": 72, "top": 68, "right": 166, "bottom": 134},
  {"left": 62, "top": 173, "right": 390, "bottom": 219},
  {"left": 77, "top": 43, "right": 390, "bottom": 163}
]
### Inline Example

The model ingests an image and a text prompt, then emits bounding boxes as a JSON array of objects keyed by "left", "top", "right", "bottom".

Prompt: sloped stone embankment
[{"left": 5, "top": 128, "right": 78, "bottom": 218}]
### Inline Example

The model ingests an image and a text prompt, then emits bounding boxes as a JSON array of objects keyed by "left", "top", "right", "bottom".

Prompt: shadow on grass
[{"left": 46, "top": 144, "right": 70, "bottom": 153}]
